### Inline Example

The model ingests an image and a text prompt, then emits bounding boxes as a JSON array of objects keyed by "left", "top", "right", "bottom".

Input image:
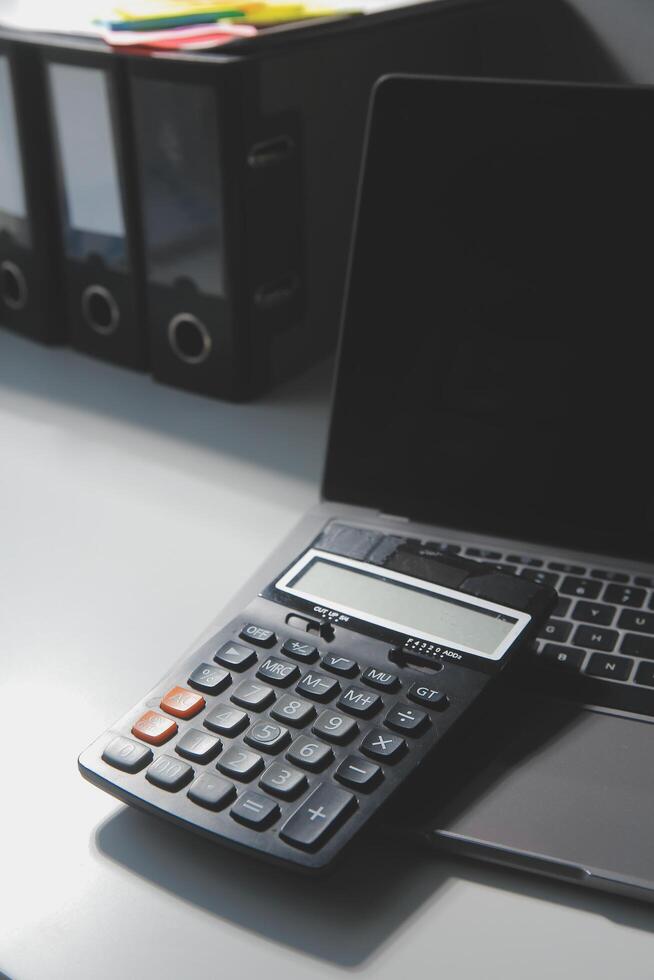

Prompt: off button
[
  {"left": 239, "top": 624, "right": 277, "bottom": 648},
  {"left": 408, "top": 682, "right": 449, "bottom": 710}
]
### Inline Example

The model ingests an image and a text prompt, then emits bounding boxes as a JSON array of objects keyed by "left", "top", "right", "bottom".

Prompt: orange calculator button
[
  {"left": 160, "top": 686, "right": 206, "bottom": 720},
  {"left": 132, "top": 710, "right": 178, "bottom": 746}
]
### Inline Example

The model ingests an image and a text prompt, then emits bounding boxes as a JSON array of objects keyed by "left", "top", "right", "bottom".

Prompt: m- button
[{"left": 408, "top": 682, "right": 448, "bottom": 709}]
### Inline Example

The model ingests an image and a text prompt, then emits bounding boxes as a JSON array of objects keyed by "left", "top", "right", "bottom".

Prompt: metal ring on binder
[
  {"left": 82, "top": 284, "right": 120, "bottom": 336},
  {"left": 0, "top": 260, "right": 28, "bottom": 311},
  {"left": 168, "top": 312, "right": 212, "bottom": 366}
]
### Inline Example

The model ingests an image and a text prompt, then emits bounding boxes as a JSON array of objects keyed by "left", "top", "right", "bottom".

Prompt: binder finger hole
[
  {"left": 168, "top": 313, "right": 212, "bottom": 365},
  {"left": 1, "top": 260, "right": 28, "bottom": 311},
  {"left": 82, "top": 285, "right": 120, "bottom": 336}
]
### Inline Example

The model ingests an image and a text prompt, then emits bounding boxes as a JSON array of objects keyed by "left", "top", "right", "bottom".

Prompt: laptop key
[
  {"left": 590, "top": 569, "right": 630, "bottom": 583},
  {"left": 618, "top": 609, "right": 654, "bottom": 634},
  {"left": 538, "top": 620, "right": 573, "bottom": 643},
  {"left": 621, "top": 633, "right": 654, "bottom": 660},
  {"left": 549, "top": 561, "right": 586, "bottom": 575},
  {"left": 603, "top": 585, "right": 646, "bottom": 608},
  {"left": 585, "top": 653, "right": 633, "bottom": 682},
  {"left": 573, "top": 625, "right": 618, "bottom": 652},
  {"left": 520, "top": 569, "right": 559, "bottom": 587},
  {"left": 560, "top": 576, "right": 602, "bottom": 599},
  {"left": 571, "top": 600, "right": 616, "bottom": 626},
  {"left": 553, "top": 597, "right": 571, "bottom": 618},
  {"left": 635, "top": 575, "right": 654, "bottom": 588},
  {"left": 506, "top": 554, "right": 543, "bottom": 567},
  {"left": 541, "top": 644, "right": 585, "bottom": 671},
  {"left": 465, "top": 547, "right": 502, "bottom": 561},
  {"left": 635, "top": 662, "right": 654, "bottom": 688}
]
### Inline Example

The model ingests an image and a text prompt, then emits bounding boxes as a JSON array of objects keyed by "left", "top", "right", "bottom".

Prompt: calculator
[{"left": 79, "top": 522, "right": 556, "bottom": 871}]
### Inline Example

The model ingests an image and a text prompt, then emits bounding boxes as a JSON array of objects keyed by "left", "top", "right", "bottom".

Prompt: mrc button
[{"left": 408, "top": 682, "right": 448, "bottom": 709}]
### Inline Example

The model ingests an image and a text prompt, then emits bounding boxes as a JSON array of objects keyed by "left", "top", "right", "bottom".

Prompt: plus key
[{"left": 280, "top": 783, "right": 357, "bottom": 851}]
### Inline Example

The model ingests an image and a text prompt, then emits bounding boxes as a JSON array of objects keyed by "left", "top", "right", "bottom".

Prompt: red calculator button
[
  {"left": 132, "top": 710, "right": 178, "bottom": 746},
  {"left": 160, "top": 686, "right": 206, "bottom": 719}
]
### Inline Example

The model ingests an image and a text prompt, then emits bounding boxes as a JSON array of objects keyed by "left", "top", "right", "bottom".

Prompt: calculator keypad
[{"left": 89, "top": 606, "right": 476, "bottom": 872}]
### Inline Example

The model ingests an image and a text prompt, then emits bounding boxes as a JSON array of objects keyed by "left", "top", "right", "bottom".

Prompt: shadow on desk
[
  {"left": 0, "top": 331, "right": 333, "bottom": 484},
  {"left": 95, "top": 806, "right": 654, "bottom": 970}
]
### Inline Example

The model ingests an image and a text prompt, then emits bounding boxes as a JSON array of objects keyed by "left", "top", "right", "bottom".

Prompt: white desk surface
[{"left": 2, "top": 329, "right": 654, "bottom": 980}]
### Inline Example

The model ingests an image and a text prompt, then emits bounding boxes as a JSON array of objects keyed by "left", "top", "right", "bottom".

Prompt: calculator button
[
  {"left": 244, "top": 721, "right": 291, "bottom": 754},
  {"left": 187, "top": 773, "right": 235, "bottom": 811},
  {"left": 384, "top": 703, "right": 429, "bottom": 735},
  {"left": 312, "top": 709, "right": 358, "bottom": 745},
  {"left": 214, "top": 642, "right": 257, "bottom": 672},
  {"left": 239, "top": 625, "right": 277, "bottom": 648},
  {"left": 408, "top": 682, "right": 449, "bottom": 710},
  {"left": 256, "top": 657, "right": 301, "bottom": 687},
  {"left": 296, "top": 671, "right": 340, "bottom": 703},
  {"left": 146, "top": 755, "right": 194, "bottom": 792},
  {"left": 287, "top": 735, "right": 334, "bottom": 772},
  {"left": 281, "top": 639, "right": 319, "bottom": 663},
  {"left": 132, "top": 710, "right": 178, "bottom": 746},
  {"left": 231, "top": 792, "right": 280, "bottom": 829},
  {"left": 334, "top": 755, "right": 382, "bottom": 790},
  {"left": 218, "top": 747, "right": 265, "bottom": 781},
  {"left": 204, "top": 702, "right": 249, "bottom": 736},
  {"left": 160, "top": 686, "right": 206, "bottom": 720},
  {"left": 175, "top": 728, "right": 222, "bottom": 763},
  {"left": 360, "top": 729, "right": 406, "bottom": 763},
  {"left": 188, "top": 663, "right": 231, "bottom": 695},
  {"left": 321, "top": 653, "right": 359, "bottom": 677},
  {"left": 337, "top": 686, "right": 383, "bottom": 718},
  {"left": 280, "top": 783, "right": 357, "bottom": 851},
  {"left": 231, "top": 680, "right": 276, "bottom": 711},
  {"left": 361, "top": 666, "right": 400, "bottom": 691},
  {"left": 260, "top": 762, "right": 308, "bottom": 800},
  {"left": 270, "top": 695, "right": 316, "bottom": 727},
  {"left": 102, "top": 736, "right": 153, "bottom": 773}
]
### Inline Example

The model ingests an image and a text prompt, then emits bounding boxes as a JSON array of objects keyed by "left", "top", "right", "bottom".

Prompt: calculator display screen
[{"left": 280, "top": 554, "right": 520, "bottom": 660}]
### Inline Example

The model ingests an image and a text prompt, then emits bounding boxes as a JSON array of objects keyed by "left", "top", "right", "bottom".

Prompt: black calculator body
[{"left": 79, "top": 520, "right": 556, "bottom": 871}]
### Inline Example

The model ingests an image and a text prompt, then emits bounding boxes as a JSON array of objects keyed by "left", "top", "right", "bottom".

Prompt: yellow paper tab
[{"left": 109, "top": 0, "right": 253, "bottom": 20}]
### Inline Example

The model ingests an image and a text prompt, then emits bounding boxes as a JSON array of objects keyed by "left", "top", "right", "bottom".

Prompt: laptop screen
[{"left": 324, "top": 77, "right": 654, "bottom": 562}]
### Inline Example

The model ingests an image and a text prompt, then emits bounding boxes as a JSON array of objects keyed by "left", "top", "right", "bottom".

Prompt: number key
[
  {"left": 244, "top": 721, "right": 291, "bottom": 754},
  {"left": 271, "top": 695, "right": 316, "bottom": 727},
  {"left": 231, "top": 680, "right": 275, "bottom": 711},
  {"left": 146, "top": 755, "right": 194, "bottom": 792},
  {"left": 218, "top": 747, "right": 264, "bottom": 781},
  {"left": 312, "top": 709, "right": 358, "bottom": 745},
  {"left": 175, "top": 728, "right": 222, "bottom": 763},
  {"left": 287, "top": 735, "right": 334, "bottom": 772},
  {"left": 204, "top": 703, "right": 249, "bottom": 737},
  {"left": 259, "top": 762, "right": 308, "bottom": 800},
  {"left": 102, "top": 735, "right": 152, "bottom": 773}
]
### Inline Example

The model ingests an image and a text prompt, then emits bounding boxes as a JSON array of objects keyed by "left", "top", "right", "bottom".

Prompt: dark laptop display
[{"left": 325, "top": 77, "right": 654, "bottom": 562}]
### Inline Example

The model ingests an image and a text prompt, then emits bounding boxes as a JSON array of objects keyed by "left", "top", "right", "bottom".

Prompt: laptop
[{"left": 317, "top": 74, "right": 654, "bottom": 900}]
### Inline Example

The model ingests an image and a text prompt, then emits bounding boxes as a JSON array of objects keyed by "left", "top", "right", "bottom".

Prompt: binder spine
[
  {"left": 43, "top": 46, "right": 148, "bottom": 368},
  {"left": 241, "top": 102, "right": 305, "bottom": 394},
  {"left": 0, "top": 40, "right": 65, "bottom": 343}
]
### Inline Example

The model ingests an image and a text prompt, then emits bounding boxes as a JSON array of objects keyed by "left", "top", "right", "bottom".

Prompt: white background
[{"left": 2, "top": 330, "right": 654, "bottom": 979}]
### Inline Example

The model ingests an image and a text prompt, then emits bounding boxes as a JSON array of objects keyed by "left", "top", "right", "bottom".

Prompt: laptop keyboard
[{"left": 401, "top": 536, "right": 654, "bottom": 717}]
